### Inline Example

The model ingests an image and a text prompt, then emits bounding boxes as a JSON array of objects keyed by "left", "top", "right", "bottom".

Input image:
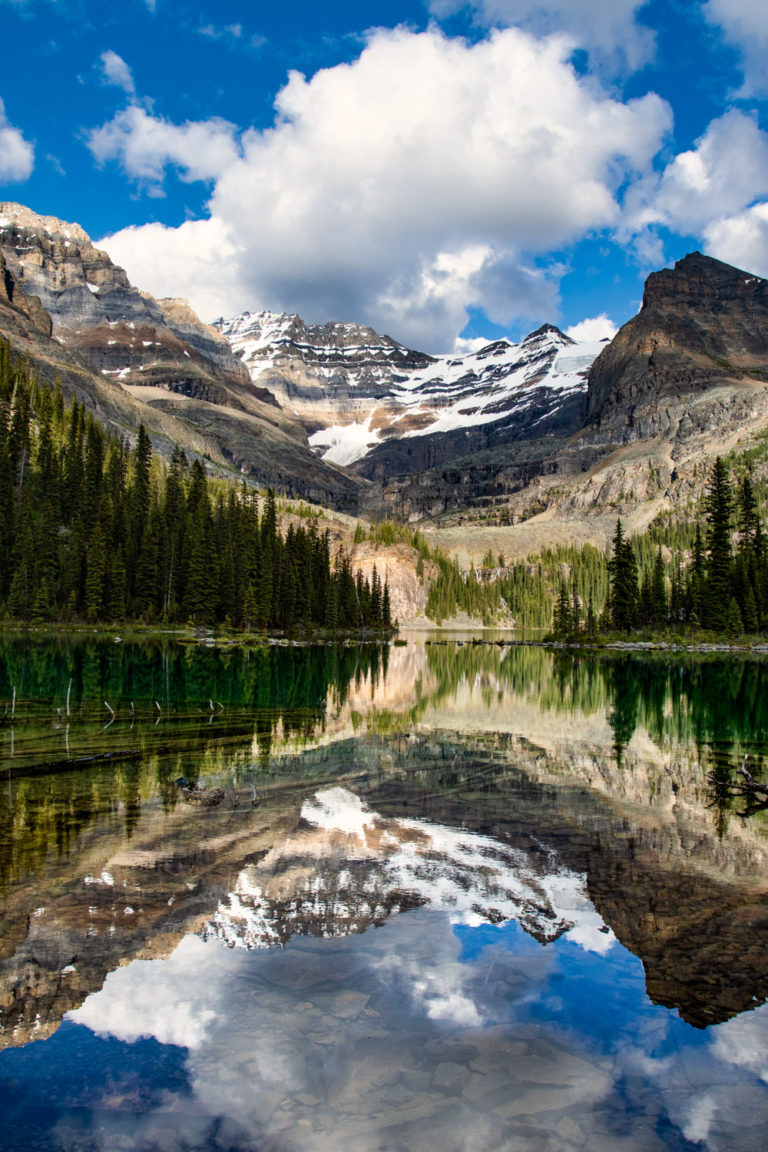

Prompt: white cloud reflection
[{"left": 60, "top": 788, "right": 768, "bottom": 1151}]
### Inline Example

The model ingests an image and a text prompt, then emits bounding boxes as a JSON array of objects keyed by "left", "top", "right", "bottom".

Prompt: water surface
[{"left": 1, "top": 637, "right": 767, "bottom": 1150}]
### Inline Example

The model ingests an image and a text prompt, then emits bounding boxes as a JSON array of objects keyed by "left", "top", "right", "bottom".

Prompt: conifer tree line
[
  {"left": 0, "top": 341, "right": 392, "bottom": 631},
  {"left": 551, "top": 455, "right": 768, "bottom": 637}
]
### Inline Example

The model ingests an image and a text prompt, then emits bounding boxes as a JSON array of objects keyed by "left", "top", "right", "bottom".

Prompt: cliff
[
  {"left": 586, "top": 252, "right": 768, "bottom": 438},
  {"left": 0, "top": 203, "right": 367, "bottom": 508}
]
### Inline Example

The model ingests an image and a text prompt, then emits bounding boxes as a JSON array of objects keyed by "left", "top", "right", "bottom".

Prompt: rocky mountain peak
[
  {"left": 0, "top": 201, "right": 92, "bottom": 248},
  {"left": 0, "top": 201, "right": 160, "bottom": 331},
  {"left": 586, "top": 250, "right": 768, "bottom": 438},
  {"left": 216, "top": 308, "right": 433, "bottom": 374},
  {"left": 523, "top": 322, "right": 574, "bottom": 346},
  {"left": 0, "top": 203, "right": 254, "bottom": 382},
  {"left": 642, "top": 251, "right": 768, "bottom": 312}
]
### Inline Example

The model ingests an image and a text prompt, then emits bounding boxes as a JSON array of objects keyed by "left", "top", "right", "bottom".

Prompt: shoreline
[{"left": 2, "top": 621, "right": 768, "bottom": 655}]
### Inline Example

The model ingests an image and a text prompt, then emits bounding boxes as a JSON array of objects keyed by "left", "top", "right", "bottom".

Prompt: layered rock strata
[
  {"left": 0, "top": 203, "right": 366, "bottom": 507},
  {"left": 586, "top": 251, "right": 768, "bottom": 440}
]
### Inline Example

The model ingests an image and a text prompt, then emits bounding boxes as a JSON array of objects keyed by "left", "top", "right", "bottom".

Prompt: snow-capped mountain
[{"left": 216, "top": 311, "right": 608, "bottom": 469}]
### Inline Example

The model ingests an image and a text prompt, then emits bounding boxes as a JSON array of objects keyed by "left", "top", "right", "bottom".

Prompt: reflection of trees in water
[
  {"left": 0, "top": 763, "right": 127, "bottom": 893},
  {"left": 606, "top": 657, "right": 640, "bottom": 767},
  {"left": 0, "top": 639, "right": 388, "bottom": 723},
  {"left": 553, "top": 651, "right": 768, "bottom": 756},
  {"left": 0, "top": 639, "right": 391, "bottom": 889},
  {"left": 425, "top": 643, "right": 768, "bottom": 778}
]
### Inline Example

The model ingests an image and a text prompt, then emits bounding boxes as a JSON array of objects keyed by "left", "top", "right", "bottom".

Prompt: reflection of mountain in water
[
  {"left": 206, "top": 787, "right": 602, "bottom": 950},
  {"left": 3, "top": 640, "right": 768, "bottom": 1051}
]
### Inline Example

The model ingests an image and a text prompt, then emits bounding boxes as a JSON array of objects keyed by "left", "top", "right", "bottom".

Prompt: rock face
[
  {"left": 362, "top": 253, "right": 768, "bottom": 526},
  {"left": 0, "top": 248, "right": 52, "bottom": 336},
  {"left": 0, "top": 203, "right": 367, "bottom": 509},
  {"left": 586, "top": 251, "right": 768, "bottom": 438},
  {"left": 219, "top": 311, "right": 603, "bottom": 473}
]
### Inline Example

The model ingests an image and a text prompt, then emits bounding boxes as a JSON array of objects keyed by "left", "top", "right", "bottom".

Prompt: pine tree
[
  {"left": 553, "top": 581, "right": 572, "bottom": 637},
  {"left": 704, "top": 457, "right": 733, "bottom": 631},
  {"left": 608, "top": 520, "right": 638, "bottom": 632},
  {"left": 738, "top": 474, "right": 760, "bottom": 559},
  {"left": 382, "top": 581, "right": 392, "bottom": 629},
  {"left": 84, "top": 523, "right": 106, "bottom": 622},
  {"left": 570, "top": 584, "right": 581, "bottom": 633},
  {"left": 650, "top": 548, "right": 667, "bottom": 625}
]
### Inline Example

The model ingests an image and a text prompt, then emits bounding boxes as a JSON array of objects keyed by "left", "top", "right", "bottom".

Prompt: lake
[{"left": 1, "top": 634, "right": 767, "bottom": 1151}]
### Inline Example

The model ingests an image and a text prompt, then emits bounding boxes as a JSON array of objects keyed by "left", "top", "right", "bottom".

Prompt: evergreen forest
[
  {"left": 548, "top": 456, "right": 768, "bottom": 638},
  {"left": 0, "top": 341, "right": 392, "bottom": 632}
]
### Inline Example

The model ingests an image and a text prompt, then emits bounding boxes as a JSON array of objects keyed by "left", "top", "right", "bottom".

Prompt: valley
[{"left": 3, "top": 200, "right": 768, "bottom": 625}]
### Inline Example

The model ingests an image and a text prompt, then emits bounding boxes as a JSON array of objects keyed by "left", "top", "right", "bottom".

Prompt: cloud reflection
[
  {"left": 58, "top": 787, "right": 768, "bottom": 1151},
  {"left": 70, "top": 936, "right": 220, "bottom": 1049}
]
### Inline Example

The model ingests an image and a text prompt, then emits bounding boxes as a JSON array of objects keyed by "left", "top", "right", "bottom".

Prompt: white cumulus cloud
[
  {"left": 623, "top": 110, "right": 768, "bottom": 268},
  {"left": 704, "top": 203, "right": 768, "bottom": 279},
  {"left": 96, "top": 25, "right": 671, "bottom": 349},
  {"left": 430, "top": 0, "right": 655, "bottom": 72},
  {"left": 87, "top": 104, "right": 241, "bottom": 190},
  {"left": 99, "top": 50, "right": 136, "bottom": 99},
  {"left": 705, "top": 0, "right": 768, "bottom": 95},
  {"left": 566, "top": 314, "right": 617, "bottom": 342},
  {"left": 0, "top": 97, "right": 34, "bottom": 182}
]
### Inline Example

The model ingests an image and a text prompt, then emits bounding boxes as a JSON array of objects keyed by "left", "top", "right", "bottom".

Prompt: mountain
[
  {"left": 0, "top": 203, "right": 365, "bottom": 509},
  {"left": 222, "top": 261, "right": 768, "bottom": 531},
  {"left": 1, "top": 239, "right": 156, "bottom": 436},
  {"left": 0, "top": 202, "right": 249, "bottom": 394},
  {"left": 5, "top": 199, "right": 768, "bottom": 543},
  {"left": 353, "top": 253, "right": 768, "bottom": 542},
  {"left": 586, "top": 251, "right": 768, "bottom": 436},
  {"left": 217, "top": 310, "right": 605, "bottom": 475}
]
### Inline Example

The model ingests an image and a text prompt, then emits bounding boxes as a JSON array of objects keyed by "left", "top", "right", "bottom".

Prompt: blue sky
[{"left": 1, "top": 0, "right": 768, "bottom": 351}]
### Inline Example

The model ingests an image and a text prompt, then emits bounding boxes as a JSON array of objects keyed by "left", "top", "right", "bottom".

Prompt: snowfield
[{"left": 217, "top": 310, "right": 607, "bottom": 467}]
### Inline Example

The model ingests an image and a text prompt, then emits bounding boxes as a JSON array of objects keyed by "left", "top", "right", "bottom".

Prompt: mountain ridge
[
  {"left": 0, "top": 202, "right": 367, "bottom": 509},
  {"left": 4, "top": 201, "right": 768, "bottom": 550},
  {"left": 217, "top": 306, "right": 604, "bottom": 473}
]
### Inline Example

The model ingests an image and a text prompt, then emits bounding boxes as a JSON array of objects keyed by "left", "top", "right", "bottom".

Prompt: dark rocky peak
[
  {"left": 642, "top": 251, "right": 768, "bottom": 312},
  {"left": 586, "top": 250, "right": 768, "bottom": 437},
  {"left": 522, "top": 322, "right": 574, "bottom": 346}
]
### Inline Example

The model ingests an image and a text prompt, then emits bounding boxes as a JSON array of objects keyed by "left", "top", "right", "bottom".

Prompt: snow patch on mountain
[{"left": 217, "top": 309, "right": 607, "bottom": 467}]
